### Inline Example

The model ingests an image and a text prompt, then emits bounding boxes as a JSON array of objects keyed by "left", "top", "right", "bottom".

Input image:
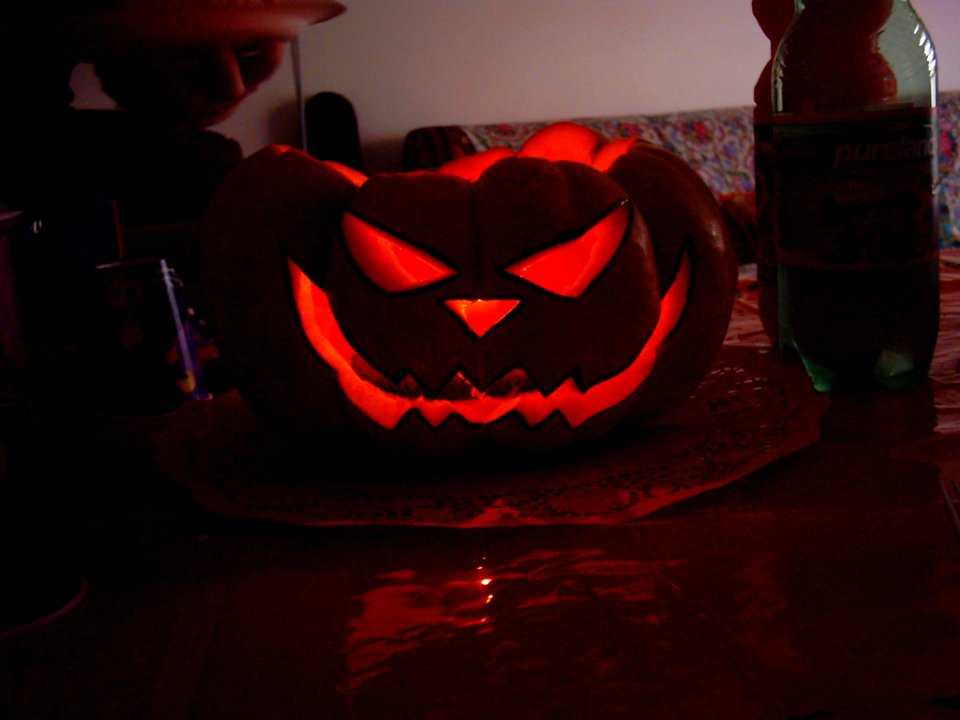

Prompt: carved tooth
[
  {"left": 419, "top": 403, "right": 455, "bottom": 428},
  {"left": 486, "top": 368, "right": 536, "bottom": 397},
  {"left": 351, "top": 355, "right": 395, "bottom": 391},
  {"left": 439, "top": 371, "right": 480, "bottom": 400},
  {"left": 395, "top": 375, "right": 423, "bottom": 399}
]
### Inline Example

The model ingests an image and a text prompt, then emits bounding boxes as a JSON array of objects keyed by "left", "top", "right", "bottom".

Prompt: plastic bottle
[
  {"left": 772, "top": 0, "right": 939, "bottom": 392},
  {"left": 752, "top": 0, "right": 796, "bottom": 344}
]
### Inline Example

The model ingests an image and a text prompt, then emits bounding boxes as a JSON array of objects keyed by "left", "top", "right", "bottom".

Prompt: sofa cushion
[{"left": 940, "top": 91, "right": 959, "bottom": 248}]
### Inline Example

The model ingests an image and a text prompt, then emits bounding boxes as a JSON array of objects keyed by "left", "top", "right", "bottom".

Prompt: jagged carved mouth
[{"left": 288, "top": 255, "right": 689, "bottom": 430}]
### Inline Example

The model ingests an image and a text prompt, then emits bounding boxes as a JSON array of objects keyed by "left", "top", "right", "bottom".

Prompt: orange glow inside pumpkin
[
  {"left": 443, "top": 298, "right": 522, "bottom": 338},
  {"left": 506, "top": 201, "right": 629, "bottom": 298},
  {"left": 288, "top": 253, "right": 690, "bottom": 430},
  {"left": 343, "top": 213, "right": 457, "bottom": 292}
]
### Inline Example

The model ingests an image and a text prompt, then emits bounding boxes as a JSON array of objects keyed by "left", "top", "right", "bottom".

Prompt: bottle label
[{"left": 772, "top": 107, "right": 939, "bottom": 268}]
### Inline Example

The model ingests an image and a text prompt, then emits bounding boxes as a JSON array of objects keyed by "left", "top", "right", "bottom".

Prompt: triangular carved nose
[{"left": 444, "top": 298, "right": 521, "bottom": 338}]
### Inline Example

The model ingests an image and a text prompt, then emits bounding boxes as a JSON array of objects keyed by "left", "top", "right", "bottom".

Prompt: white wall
[
  {"left": 298, "top": 0, "right": 772, "bottom": 171},
  {"left": 74, "top": 0, "right": 960, "bottom": 173}
]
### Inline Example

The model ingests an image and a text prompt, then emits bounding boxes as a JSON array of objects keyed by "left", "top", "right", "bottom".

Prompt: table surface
[{"left": 2, "top": 257, "right": 960, "bottom": 720}]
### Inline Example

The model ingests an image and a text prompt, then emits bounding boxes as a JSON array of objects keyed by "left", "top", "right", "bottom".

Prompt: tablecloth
[{"left": 148, "top": 252, "right": 960, "bottom": 528}]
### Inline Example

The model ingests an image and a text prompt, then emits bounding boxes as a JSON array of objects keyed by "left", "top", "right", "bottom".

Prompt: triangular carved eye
[
  {"left": 343, "top": 212, "right": 457, "bottom": 292},
  {"left": 505, "top": 201, "right": 630, "bottom": 298}
]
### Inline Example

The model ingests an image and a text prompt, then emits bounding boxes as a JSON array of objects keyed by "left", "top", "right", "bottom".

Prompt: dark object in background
[
  {"left": 74, "top": 110, "right": 243, "bottom": 231},
  {"left": 305, "top": 91, "right": 362, "bottom": 170},
  {"left": 402, "top": 125, "right": 476, "bottom": 171}
]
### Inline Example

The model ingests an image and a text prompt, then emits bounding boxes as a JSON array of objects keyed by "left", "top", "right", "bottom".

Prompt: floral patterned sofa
[{"left": 402, "top": 90, "right": 960, "bottom": 250}]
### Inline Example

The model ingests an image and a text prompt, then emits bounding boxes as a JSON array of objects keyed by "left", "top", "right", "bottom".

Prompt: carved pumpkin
[{"left": 201, "top": 123, "right": 736, "bottom": 455}]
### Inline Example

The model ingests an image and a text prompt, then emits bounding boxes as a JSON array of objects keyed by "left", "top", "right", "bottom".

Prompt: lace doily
[{"left": 156, "top": 306, "right": 830, "bottom": 527}]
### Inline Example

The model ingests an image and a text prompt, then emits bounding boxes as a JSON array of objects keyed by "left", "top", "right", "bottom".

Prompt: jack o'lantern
[{"left": 201, "top": 123, "right": 736, "bottom": 455}]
